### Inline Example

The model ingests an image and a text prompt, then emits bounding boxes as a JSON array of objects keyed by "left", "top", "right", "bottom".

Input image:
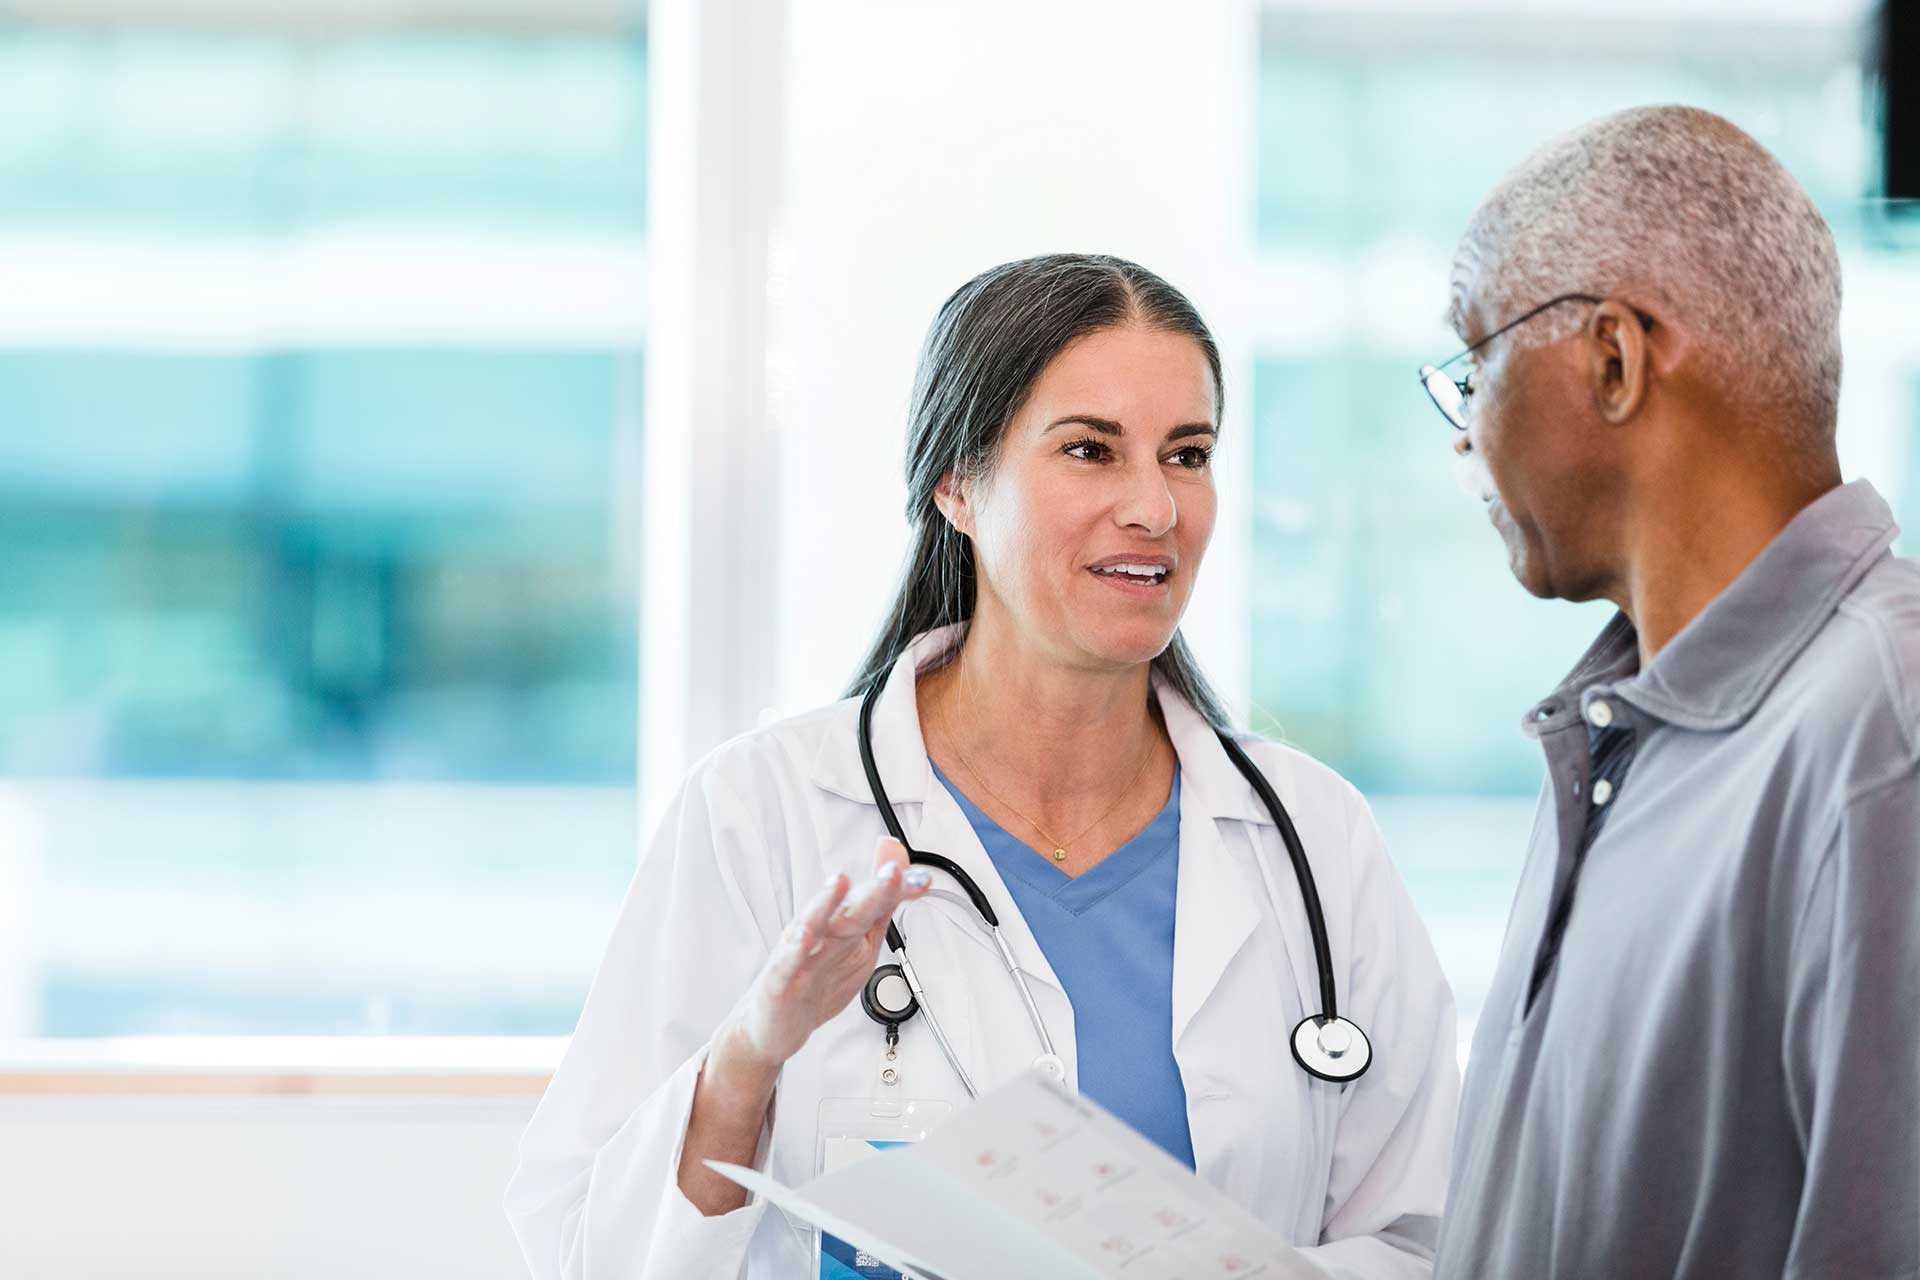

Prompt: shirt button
[
  {"left": 1586, "top": 699, "right": 1614, "bottom": 728},
  {"left": 1592, "top": 778, "right": 1615, "bottom": 807}
]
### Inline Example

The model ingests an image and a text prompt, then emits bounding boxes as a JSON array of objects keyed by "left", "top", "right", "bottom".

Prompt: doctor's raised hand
[
  {"left": 675, "top": 840, "right": 930, "bottom": 1215},
  {"left": 736, "top": 842, "right": 928, "bottom": 1072},
  {"left": 506, "top": 254, "right": 1460, "bottom": 1280}
]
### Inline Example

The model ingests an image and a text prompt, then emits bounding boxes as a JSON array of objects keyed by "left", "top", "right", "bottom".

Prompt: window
[
  {"left": 0, "top": 23, "right": 648, "bottom": 1038},
  {"left": 7, "top": 2, "right": 1907, "bottom": 1064}
]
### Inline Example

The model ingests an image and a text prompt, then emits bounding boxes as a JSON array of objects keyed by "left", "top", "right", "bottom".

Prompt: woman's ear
[{"left": 933, "top": 470, "right": 974, "bottom": 537}]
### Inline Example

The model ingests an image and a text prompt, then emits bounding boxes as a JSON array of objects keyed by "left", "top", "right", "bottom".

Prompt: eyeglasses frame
[{"left": 1417, "top": 292, "right": 1607, "bottom": 432}]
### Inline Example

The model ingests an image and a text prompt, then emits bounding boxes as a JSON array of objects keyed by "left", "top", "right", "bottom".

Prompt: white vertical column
[
  {"left": 767, "top": 0, "right": 1260, "bottom": 718},
  {"left": 640, "top": 0, "right": 786, "bottom": 826},
  {"left": 0, "top": 785, "right": 44, "bottom": 1036}
]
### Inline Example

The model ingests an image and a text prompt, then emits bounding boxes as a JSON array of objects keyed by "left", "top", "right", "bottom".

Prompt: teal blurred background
[{"left": 0, "top": 25, "right": 650, "bottom": 1036}]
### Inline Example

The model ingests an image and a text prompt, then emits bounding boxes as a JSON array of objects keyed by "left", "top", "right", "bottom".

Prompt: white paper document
[{"left": 707, "top": 1073, "right": 1326, "bottom": 1280}]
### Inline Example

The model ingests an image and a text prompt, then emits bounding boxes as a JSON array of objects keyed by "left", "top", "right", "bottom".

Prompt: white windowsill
[{"left": 0, "top": 1036, "right": 567, "bottom": 1096}]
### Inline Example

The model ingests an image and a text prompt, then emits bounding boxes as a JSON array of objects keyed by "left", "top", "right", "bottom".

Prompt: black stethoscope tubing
[
  {"left": 1213, "top": 730, "right": 1339, "bottom": 1024},
  {"left": 855, "top": 680, "right": 1369, "bottom": 1084}
]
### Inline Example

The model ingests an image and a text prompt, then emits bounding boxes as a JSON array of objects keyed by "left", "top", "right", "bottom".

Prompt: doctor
[{"left": 506, "top": 253, "right": 1458, "bottom": 1279}]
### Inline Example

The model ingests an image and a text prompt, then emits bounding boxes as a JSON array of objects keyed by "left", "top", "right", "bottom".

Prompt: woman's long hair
[{"left": 845, "top": 252, "right": 1232, "bottom": 730}]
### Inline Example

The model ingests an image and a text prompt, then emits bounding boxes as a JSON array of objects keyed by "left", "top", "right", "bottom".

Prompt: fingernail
[
  {"left": 904, "top": 867, "right": 932, "bottom": 889},
  {"left": 875, "top": 862, "right": 900, "bottom": 883},
  {"left": 806, "top": 936, "right": 825, "bottom": 957}
]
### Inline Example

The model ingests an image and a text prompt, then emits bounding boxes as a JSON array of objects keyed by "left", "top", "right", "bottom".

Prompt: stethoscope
[{"left": 855, "top": 682, "right": 1372, "bottom": 1095}]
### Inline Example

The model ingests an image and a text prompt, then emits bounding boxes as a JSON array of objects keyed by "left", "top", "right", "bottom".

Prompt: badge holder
[{"left": 812, "top": 1029, "right": 953, "bottom": 1280}]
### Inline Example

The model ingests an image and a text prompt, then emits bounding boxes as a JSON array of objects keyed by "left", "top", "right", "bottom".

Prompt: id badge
[{"left": 814, "top": 1095, "right": 953, "bottom": 1280}]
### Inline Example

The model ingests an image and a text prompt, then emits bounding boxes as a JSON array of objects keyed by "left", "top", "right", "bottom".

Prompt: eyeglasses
[{"left": 1418, "top": 292, "right": 1603, "bottom": 431}]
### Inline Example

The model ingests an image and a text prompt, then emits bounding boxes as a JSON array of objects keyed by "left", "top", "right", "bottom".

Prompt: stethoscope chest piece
[
  {"left": 1291, "top": 1014, "right": 1371, "bottom": 1083},
  {"left": 862, "top": 964, "right": 918, "bottom": 1027}
]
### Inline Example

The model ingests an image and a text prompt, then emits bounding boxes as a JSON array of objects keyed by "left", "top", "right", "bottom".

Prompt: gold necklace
[{"left": 941, "top": 655, "right": 1159, "bottom": 864}]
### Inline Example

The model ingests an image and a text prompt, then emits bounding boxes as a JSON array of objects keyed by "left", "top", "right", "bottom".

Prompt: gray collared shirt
[{"left": 1435, "top": 480, "right": 1920, "bottom": 1279}]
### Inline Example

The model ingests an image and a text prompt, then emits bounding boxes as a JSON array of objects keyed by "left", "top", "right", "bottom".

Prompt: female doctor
[{"left": 506, "top": 254, "right": 1458, "bottom": 1279}]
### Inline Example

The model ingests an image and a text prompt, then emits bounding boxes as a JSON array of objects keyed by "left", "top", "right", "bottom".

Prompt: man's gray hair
[{"left": 1463, "top": 104, "right": 1842, "bottom": 449}]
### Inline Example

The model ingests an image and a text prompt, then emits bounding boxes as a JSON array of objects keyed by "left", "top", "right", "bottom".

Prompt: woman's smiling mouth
[{"left": 1086, "top": 556, "right": 1172, "bottom": 594}]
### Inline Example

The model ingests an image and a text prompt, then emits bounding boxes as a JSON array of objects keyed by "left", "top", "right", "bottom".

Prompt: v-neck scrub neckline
[
  {"left": 929, "top": 760, "right": 1195, "bottom": 1168},
  {"left": 949, "top": 766, "right": 1179, "bottom": 912}
]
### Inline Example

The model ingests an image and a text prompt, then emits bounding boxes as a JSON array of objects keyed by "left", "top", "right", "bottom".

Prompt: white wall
[
  {"left": 642, "top": 0, "right": 1266, "bottom": 810},
  {"left": 0, "top": 1096, "right": 536, "bottom": 1279},
  {"left": 767, "top": 0, "right": 1261, "bottom": 721}
]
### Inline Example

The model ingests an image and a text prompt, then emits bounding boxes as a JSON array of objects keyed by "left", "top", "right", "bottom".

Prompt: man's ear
[
  {"left": 1586, "top": 300, "right": 1652, "bottom": 425},
  {"left": 933, "top": 470, "right": 973, "bottom": 537}
]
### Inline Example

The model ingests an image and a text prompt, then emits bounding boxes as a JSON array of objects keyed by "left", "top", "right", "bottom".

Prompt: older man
[{"left": 1424, "top": 105, "right": 1919, "bottom": 1277}]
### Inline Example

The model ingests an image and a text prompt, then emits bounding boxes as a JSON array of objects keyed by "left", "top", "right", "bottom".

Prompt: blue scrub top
[{"left": 931, "top": 761, "right": 1195, "bottom": 1168}]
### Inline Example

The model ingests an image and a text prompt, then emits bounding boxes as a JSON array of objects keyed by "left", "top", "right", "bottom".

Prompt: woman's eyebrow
[
  {"left": 1044, "top": 414, "right": 1124, "bottom": 436},
  {"left": 1043, "top": 415, "right": 1218, "bottom": 439}
]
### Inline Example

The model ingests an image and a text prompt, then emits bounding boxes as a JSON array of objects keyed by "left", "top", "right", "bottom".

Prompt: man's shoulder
[
  {"left": 1832, "top": 551, "right": 1920, "bottom": 757},
  {"left": 1781, "top": 550, "right": 1920, "bottom": 785}
]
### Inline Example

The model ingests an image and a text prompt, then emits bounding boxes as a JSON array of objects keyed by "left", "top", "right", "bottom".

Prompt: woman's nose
[
  {"left": 1452, "top": 431, "right": 1474, "bottom": 457},
  {"left": 1117, "top": 468, "right": 1177, "bottom": 535}
]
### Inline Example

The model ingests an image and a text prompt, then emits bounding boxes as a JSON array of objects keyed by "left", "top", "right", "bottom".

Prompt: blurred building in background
[
  {"left": 0, "top": 15, "right": 649, "bottom": 1035},
  {"left": 0, "top": 0, "right": 1906, "bottom": 1056}
]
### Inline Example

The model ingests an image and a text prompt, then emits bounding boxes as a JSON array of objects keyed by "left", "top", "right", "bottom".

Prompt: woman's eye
[
  {"left": 1064, "top": 438, "right": 1110, "bottom": 462},
  {"left": 1169, "top": 445, "right": 1213, "bottom": 469}
]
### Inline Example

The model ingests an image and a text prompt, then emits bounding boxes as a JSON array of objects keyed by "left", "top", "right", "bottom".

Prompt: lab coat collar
[
  {"left": 809, "top": 624, "right": 961, "bottom": 808},
  {"left": 811, "top": 624, "right": 1275, "bottom": 832},
  {"left": 1149, "top": 668, "right": 1276, "bottom": 828}
]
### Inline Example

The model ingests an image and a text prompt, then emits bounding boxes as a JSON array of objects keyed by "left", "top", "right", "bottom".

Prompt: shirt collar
[
  {"left": 1526, "top": 479, "right": 1899, "bottom": 736},
  {"left": 810, "top": 624, "right": 1271, "bottom": 826}
]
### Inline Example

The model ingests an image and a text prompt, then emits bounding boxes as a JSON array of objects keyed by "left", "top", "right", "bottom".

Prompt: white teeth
[{"left": 1093, "top": 563, "right": 1167, "bottom": 579}]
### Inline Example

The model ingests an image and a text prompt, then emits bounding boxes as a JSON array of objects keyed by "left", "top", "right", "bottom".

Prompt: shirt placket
[{"left": 1522, "top": 693, "right": 1640, "bottom": 1018}]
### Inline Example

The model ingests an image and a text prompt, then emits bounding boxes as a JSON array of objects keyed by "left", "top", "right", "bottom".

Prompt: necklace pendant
[{"left": 1052, "top": 848, "right": 1066, "bottom": 862}]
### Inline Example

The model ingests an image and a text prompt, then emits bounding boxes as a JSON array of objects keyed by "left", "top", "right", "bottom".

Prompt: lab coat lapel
[
  {"left": 1159, "top": 678, "right": 1265, "bottom": 1052},
  {"left": 1169, "top": 777, "right": 1264, "bottom": 1050}
]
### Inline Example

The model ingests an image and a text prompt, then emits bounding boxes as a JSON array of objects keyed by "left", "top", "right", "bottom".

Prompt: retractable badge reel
[{"left": 861, "top": 962, "right": 918, "bottom": 1091}]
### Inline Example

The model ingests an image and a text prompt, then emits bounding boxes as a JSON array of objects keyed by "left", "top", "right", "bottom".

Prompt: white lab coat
[{"left": 506, "top": 627, "right": 1458, "bottom": 1279}]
